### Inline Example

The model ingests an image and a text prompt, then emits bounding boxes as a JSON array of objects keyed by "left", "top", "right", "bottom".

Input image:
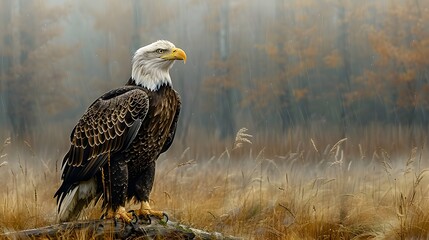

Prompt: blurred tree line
[{"left": 0, "top": 0, "right": 428, "bottom": 144}]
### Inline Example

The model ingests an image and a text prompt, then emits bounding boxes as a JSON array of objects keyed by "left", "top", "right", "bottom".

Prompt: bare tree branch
[{"left": 1, "top": 218, "right": 242, "bottom": 240}]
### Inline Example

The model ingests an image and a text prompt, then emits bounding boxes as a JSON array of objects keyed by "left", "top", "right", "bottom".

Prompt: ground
[{"left": 1, "top": 126, "right": 429, "bottom": 239}]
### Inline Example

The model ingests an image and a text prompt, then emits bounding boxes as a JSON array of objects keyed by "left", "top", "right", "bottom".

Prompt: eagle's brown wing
[{"left": 55, "top": 86, "right": 149, "bottom": 203}]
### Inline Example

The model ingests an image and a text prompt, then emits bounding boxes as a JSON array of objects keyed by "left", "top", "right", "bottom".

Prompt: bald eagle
[{"left": 54, "top": 40, "right": 186, "bottom": 223}]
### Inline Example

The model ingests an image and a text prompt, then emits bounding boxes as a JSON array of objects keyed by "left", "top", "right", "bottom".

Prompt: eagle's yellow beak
[{"left": 161, "top": 47, "right": 187, "bottom": 63}]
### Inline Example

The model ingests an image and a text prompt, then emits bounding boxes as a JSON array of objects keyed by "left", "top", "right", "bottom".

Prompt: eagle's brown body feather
[{"left": 55, "top": 82, "right": 180, "bottom": 221}]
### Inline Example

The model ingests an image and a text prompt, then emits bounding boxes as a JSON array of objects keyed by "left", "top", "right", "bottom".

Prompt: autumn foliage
[{"left": 238, "top": 0, "right": 429, "bottom": 130}]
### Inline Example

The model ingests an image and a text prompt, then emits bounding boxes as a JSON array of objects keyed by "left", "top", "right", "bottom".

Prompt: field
[{"left": 1, "top": 125, "right": 429, "bottom": 239}]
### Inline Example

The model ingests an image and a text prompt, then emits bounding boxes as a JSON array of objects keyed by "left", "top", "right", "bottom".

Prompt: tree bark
[
  {"left": 1, "top": 218, "right": 242, "bottom": 240},
  {"left": 217, "top": 0, "right": 235, "bottom": 139}
]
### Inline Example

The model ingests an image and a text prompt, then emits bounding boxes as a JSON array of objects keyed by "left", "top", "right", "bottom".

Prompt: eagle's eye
[{"left": 156, "top": 49, "right": 165, "bottom": 54}]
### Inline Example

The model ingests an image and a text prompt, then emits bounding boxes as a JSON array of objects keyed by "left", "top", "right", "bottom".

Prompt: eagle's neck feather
[{"left": 131, "top": 58, "right": 173, "bottom": 91}]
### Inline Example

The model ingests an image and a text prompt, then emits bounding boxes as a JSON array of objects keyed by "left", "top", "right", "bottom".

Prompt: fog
[{"left": 0, "top": 0, "right": 428, "bottom": 157}]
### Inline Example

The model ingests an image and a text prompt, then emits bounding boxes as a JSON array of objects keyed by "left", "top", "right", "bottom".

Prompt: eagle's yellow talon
[
  {"left": 138, "top": 209, "right": 165, "bottom": 219},
  {"left": 114, "top": 206, "right": 134, "bottom": 223},
  {"left": 137, "top": 201, "right": 168, "bottom": 222}
]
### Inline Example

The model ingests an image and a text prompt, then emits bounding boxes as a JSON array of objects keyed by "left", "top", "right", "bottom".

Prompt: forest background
[{"left": 1, "top": 0, "right": 428, "bottom": 153}]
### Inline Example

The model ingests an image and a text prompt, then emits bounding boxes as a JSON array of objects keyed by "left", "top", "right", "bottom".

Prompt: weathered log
[{"left": 1, "top": 218, "right": 242, "bottom": 239}]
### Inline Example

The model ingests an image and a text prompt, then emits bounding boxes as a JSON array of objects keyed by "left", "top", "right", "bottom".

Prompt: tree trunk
[
  {"left": 217, "top": 0, "right": 235, "bottom": 139},
  {"left": 337, "top": 0, "right": 352, "bottom": 139},
  {"left": 276, "top": 0, "right": 292, "bottom": 132},
  {"left": 1, "top": 218, "right": 242, "bottom": 240},
  {"left": 4, "top": 0, "right": 37, "bottom": 142}
]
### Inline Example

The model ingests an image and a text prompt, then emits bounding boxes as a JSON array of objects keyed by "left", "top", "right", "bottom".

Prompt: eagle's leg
[
  {"left": 134, "top": 162, "right": 167, "bottom": 221},
  {"left": 104, "top": 158, "right": 134, "bottom": 223}
]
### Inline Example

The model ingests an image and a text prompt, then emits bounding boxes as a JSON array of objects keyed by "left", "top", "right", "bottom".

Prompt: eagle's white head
[{"left": 131, "top": 40, "right": 187, "bottom": 91}]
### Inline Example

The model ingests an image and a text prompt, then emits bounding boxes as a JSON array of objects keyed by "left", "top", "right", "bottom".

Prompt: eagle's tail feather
[{"left": 57, "top": 178, "right": 97, "bottom": 223}]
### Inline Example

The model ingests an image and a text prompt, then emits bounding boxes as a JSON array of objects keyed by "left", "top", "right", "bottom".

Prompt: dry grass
[{"left": 1, "top": 125, "right": 429, "bottom": 239}]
